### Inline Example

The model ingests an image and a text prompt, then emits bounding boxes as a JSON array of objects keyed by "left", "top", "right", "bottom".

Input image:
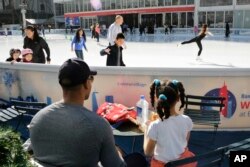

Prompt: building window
[
  {"left": 215, "top": 11, "right": 224, "bottom": 28},
  {"left": 133, "top": 0, "right": 139, "bottom": 8},
  {"left": 139, "top": 0, "right": 145, "bottom": 7},
  {"left": 180, "top": 12, "right": 186, "bottom": 27},
  {"left": 40, "top": 4, "right": 45, "bottom": 12},
  {"left": 127, "top": 0, "right": 133, "bottom": 8},
  {"left": 233, "top": 10, "right": 244, "bottom": 28},
  {"left": 111, "top": 0, "right": 115, "bottom": 9},
  {"left": 106, "top": 0, "right": 110, "bottom": 10},
  {"left": 158, "top": 0, "right": 164, "bottom": 6},
  {"left": 145, "top": 0, "right": 150, "bottom": 7},
  {"left": 151, "top": 0, "right": 157, "bottom": 7},
  {"left": 180, "top": 0, "right": 187, "bottom": 5},
  {"left": 237, "top": 0, "right": 250, "bottom": 5},
  {"left": 122, "top": 0, "right": 126, "bottom": 8},
  {"left": 187, "top": 0, "right": 194, "bottom": 5},
  {"left": 165, "top": 13, "right": 171, "bottom": 25},
  {"left": 116, "top": 0, "right": 121, "bottom": 9},
  {"left": 225, "top": 11, "right": 233, "bottom": 24},
  {"left": 165, "top": 0, "right": 171, "bottom": 6},
  {"left": 244, "top": 10, "right": 250, "bottom": 28},
  {"left": 172, "top": 0, "right": 179, "bottom": 5},
  {"left": 207, "top": 11, "right": 215, "bottom": 28},
  {"left": 172, "top": 13, "right": 178, "bottom": 26},
  {"left": 198, "top": 12, "right": 206, "bottom": 27},
  {"left": 200, "top": 0, "right": 233, "bottom": 7},
  {"left": 187, "top": 12, "right": 194, "bottom": 27}
]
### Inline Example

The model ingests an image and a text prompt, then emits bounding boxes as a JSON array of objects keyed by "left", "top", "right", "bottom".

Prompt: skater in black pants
[{"left": 180, "top": 24, "right": 213, "bottom": 61}]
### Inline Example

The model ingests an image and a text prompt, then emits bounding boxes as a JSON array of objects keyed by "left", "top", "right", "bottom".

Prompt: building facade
[
  {"left": 54, "top": 0, "right": 250, "bottom": 29},
  {"left": 0, "top": 0, "right": 54, "bottom": 26}
]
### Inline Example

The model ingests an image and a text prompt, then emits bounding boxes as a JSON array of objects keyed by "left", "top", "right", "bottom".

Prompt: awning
[{"left": 26, "top": 19, "right": 47, "bottom": 24}]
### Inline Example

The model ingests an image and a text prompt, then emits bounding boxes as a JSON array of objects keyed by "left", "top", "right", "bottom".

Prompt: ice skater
[{"left": 180, "top": 24, "right": 213, "bottom": 61}]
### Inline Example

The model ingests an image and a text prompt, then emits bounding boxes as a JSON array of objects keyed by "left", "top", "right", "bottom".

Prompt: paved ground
[{"left": 1, "top": 32, "right": 250, "bottom": 68}]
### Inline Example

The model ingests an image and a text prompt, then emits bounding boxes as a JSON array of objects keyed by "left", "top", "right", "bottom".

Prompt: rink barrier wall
[{"left": 0, "top": 62, "right": 250, "bottom": 129}]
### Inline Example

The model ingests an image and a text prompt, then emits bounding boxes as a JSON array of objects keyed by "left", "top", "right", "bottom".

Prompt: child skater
[
  {"left": 100, "top": 33, "right": 126, "bottom": 66},
  {"left": 144, "top": 79, "right": 197, "bottom": 167},
  {"left": 71, "top": 28, "right": 87, "bottom": 60},
  {"left": 21, "top": 48, "right": 33, "bottom": 63},
  {"left": 6, "top": 48, "right": 22, "bottom": 64},
  {"left": 180, "top": 24, "right": 213, "bottom": 61}
]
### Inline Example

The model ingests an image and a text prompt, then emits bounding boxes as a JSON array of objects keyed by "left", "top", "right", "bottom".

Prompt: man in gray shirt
[
  {"left": 29, "top": 58, "right": 126, "bottom": 167},
  {"left": 107, "top": 15, "right": 123, "bottom": 45}
]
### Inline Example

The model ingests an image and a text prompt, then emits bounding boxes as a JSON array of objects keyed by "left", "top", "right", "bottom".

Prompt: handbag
[{"left": 97, "top": 102, "right": 137, "bottom": 123}]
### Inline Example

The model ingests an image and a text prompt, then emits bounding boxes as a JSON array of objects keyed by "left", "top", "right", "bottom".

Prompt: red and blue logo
[{"left": 204, "top": 82, "right": 237, "bottom": 118}]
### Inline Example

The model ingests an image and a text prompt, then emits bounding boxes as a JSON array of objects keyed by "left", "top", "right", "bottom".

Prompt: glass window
[
  {"left": 122, "top": 0, "right": 127, "bottom": 8},
  {"left": 106, "top": 0, "right": 111, "bottom": 10},
  {"left": 88, "top": 2, "right": 93, "bottom": 11},
  {"left": 233, "top": 10, "right": 244, "bottom": 28},
  {"left": 116, "top": 0, "right": 121, "bottom": 9},
  {"left": 127, "top": 0, "right": 133, "bottom": 8},
  {"left": 111, "top": 0, "right": 115, "bottom": 9},
  {"left": 84, "top": 1, "right": 88, "bottom": 11},
  {"left": 172, "top": 13, "right": 178, "bottom": 26},
  {"left": 172, "top": 0, "right": 179, "bottom": 5},
  {"left": 207, "top": 11, "right": 215, "bottom": 28},
  {"left": 198, "top": 12, "right": 206, "bottom": 27},
  {"left": 158, "top": 0, "right": 164, "bottom": 6},
  {"left": 180, "top": 12, "right": 186, "bottom": 27},
  {"left": 71, "top": 0, "right": 76, "bottom": 12},
  {"left": 139, "top": 0, "right": 145, "bottom": 7},
  {"left": 237, "top": 0, "right": 250, "bottom": 5},
  {"left": 145, "top": 0, "right": 150, "bottom": 7},
  {"left": 165, "top": 0, "right": 171, "bottom": 6},
  {"left": 225, "top": 11, "right": 233, "bottom": 27},
  {"left": 180, "top": 0, "right": 187, "bottom": 5},
  {"left": 215, "top": 11, "right": 224, "bottom": 28},
  {"left": 101, "top": 0, "right": 105, "bottom": 10},
  {"left": 165, "top": 13, "right": 171, "bottom": 25},
  {"left": 133, "top": 0, "right": 139, "bottom": 8},
  {"left": 244, "top": 10, "right": 250, "bottom": 28},
  {"left": 151, "top": 0, "right": 157, "bottom": 6},
  {"left": 0, "top": 0, "right": 3, "bottom": 10},
  {"left": 187, "top": 0, "right": 194, "bottom": 4},
  {"left": 200, "top": 0, "right": 233, "bottom": 6},
  {"left": 187, "top": 12, "right": 194, "bottom": 27}
]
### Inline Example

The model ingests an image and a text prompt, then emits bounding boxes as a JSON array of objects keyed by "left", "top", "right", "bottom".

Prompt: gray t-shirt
[{"left": 29, "top": 101, "right": 126, "bottom": 167}]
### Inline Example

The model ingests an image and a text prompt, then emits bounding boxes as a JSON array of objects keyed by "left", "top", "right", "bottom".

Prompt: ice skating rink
[{"left": 1, "top": 33, "right": 249, "bottom": 68}]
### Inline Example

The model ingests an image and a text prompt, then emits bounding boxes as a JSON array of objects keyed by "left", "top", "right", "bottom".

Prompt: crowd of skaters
[{"left": 3, "top": 14, "right": 232, "bottom": 66}]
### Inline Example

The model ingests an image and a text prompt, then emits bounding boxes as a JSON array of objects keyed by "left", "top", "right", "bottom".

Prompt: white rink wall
[{"left": 1, "top": 62, "right": 250, "bottom": 129}]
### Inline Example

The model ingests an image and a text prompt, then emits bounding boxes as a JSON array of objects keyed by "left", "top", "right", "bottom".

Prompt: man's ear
[{"left": 83, "top": 81, "right": 89, "bottom": 89}]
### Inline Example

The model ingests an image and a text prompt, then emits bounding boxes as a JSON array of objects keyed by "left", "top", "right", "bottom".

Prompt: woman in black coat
[{"left": 23, "top": 25, "right": 50, "bottom": 64}]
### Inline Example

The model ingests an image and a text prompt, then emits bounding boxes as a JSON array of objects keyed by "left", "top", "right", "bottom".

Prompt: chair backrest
[
  {"left": 166, "top": 147, "right": 227, "bottom": 167},
  {"left": 226, "top": 138, "right": 250, "bottom": 154},
  {"left": 185, "top": 95, "right": 225, "bottom": 111},
  {"left": 10, "top": 99, "right": 47, "bottom": 114}
]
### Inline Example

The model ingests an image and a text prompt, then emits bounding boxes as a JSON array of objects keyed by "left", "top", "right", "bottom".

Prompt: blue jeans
[{"left": 75, "top": 50, "right": 84, "bottom": 60}]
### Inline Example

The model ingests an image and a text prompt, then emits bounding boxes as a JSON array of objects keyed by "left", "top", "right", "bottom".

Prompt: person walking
[
  {"left": 23, "top": 25, "right": 50, "bottom": 64},
  {"left": 29, "top": 58, "right": 126, "bottom": 167},
  {"left": 107, "top": 15, "right": 123, "bottom": 45},
  {"left": 180, "top": 24, "right": 213, "bottom": 61},
  {"left": 95, "top": 23, "right": 101, "bottom": 42},
  {"left": 71, "top": 28, "right": 87, "bottom": 60},
  {"left": 225, "top": 22, "right": 230, "bottom": 38}
]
